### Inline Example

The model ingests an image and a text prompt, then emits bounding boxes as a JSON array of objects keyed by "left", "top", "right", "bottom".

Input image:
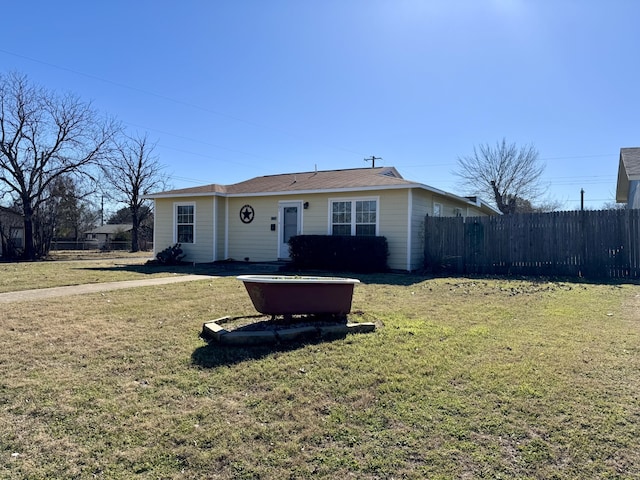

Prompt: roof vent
[{"left": 379, "top": 168, "right": 398, "bottom": 178}]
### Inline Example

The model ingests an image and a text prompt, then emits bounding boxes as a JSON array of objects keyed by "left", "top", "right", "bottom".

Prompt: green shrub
[
  {"left": 154, "top": 243, "right": 186, "bottom": 265},
  {"left": 288, "top": 235, "right": 389, "bottom": 273}
]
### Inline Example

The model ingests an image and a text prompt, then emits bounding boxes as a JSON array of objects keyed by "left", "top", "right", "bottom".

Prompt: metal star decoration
[{"left": 240, "top": 205, "right": 255, "bottom": 223}]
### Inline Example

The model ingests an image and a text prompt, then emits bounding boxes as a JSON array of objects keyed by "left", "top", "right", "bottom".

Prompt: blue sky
[{"left": 2, "top": 1, "right": 638, "bottom": 210}]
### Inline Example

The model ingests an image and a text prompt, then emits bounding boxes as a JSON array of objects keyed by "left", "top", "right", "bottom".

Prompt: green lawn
[
  {"left": 1, "top": 266, "right": 639, "bottom": 479},
  {"left": 0, "top": 252, "right": 205, "bottom": 293}
]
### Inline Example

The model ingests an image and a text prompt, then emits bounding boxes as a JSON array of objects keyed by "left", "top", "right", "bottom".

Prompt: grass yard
[
  {"left": 0, "top": 251, "right": 209, "bottom": 294},
  {"left": 1, "top": 265, "right": 639, "bottom": 479}
]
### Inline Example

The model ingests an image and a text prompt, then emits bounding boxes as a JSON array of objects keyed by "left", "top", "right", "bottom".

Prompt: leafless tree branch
[
  {"left": 100, "top": 132, "right": 169, "bottom": 251},
  {"left": 0, "top": 71, "right": 120, "bottom": 258},
  {"left": 454, "top": 138, "right": 546, "bottom": 214}
]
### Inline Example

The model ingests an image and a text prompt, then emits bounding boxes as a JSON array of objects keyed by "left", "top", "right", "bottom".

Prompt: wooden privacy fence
[{"left": 424, "top": 209, "right": 640, "bottom": 279}]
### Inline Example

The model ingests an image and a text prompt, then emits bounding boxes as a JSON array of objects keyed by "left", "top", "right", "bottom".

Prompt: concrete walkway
[{"left": 0, "top": 274, "right": 218, "bottom": 304}]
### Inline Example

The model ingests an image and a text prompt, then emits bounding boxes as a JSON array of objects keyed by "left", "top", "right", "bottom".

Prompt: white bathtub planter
[{"left": 201, "top": 275, "right": 376, "bottom": 345}]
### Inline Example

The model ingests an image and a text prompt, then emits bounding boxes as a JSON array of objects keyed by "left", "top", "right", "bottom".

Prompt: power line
[
  {"left": 168, "top": 175, "right": 216, "bottom": 185},
  {"left": 0, "top": 48, "right": 263, "bottom": 128},
  {"left": 124, "top": 121, "right": 267, "bottom": 161},
  {"left": 0, "top": 48, "right": 368, "bottom": 160},
  {"left": 155, "top": 144, "right": 257, "bottom": 169},
  {"left": 539, "top": 154, "right": 614, "bottom": 161},
  {"left": 0, "top": 47, "right": 624, "bottom": 187}
]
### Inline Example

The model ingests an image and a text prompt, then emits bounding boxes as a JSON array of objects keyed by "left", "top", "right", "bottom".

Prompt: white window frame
[
  {"left": 174, "top": 202, "right": 196, "bottom": 244},
  {"left": 328, "top": 196, "right": 379, "bottom": 236},
  {"left": 433, "top": 202, "right": 442, "bottom": 217}
]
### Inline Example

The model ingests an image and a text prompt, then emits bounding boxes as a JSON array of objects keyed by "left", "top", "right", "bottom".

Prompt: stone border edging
[{"left": 201, "top": 316, "right": 376, "bottom": 345}]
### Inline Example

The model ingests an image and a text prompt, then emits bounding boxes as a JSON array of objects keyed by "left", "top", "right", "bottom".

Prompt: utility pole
[
  {"left": 580, "top": 188, "right": 584, "bottom": 211},
  {"left": 364, "top": 156, "right": 382, "bottom": 168}
]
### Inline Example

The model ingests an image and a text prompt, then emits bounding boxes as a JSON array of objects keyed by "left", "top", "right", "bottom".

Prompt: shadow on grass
[
  {"left": 76, "top": 261, "right": 432, "bottom": 285},
  {"left": 77, "top": 260, "right": 640, "bottom": 287},
  {"left": 75, "top": 260, "right": 280, "bottom": 277},
  {"left": 191, "top": 335, "right": 340, "bottom": 368},
  {"left": 190, "top": 312, "right": 371, "bottom": 368},
  {"left": 77, "top": 264, "right": 216, "bottom": 276},
  {"left": 356, "top": 270, "right": 640, "bottom": 287}
]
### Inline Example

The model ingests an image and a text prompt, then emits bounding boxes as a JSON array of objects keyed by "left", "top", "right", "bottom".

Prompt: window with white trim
[
  {"left": 433, "top": 203, "right": 442, "bottom": 217},
  {"left": 330, "top": 198, "right": 378, "bottom": 236},
  {"left": 176, "top": 204, "right": 195, "bottom": 243}
]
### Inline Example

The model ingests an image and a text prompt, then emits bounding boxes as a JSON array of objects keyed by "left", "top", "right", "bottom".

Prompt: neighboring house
[
  {"left": 616, "top": 147, "right": 640, "bottom": 208},
  {"left": 0, "top": 206, "right": 24, "bottom": 258},
  {"left": 146, "top": 166, "right": 499, "bottom": 271},
  {"left": 85, "top": 224, "right": 133, "bottom": 249}
]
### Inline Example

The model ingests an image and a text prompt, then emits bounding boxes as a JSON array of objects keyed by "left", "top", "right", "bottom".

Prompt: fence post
[{"left": 580, "top": 209, "right": 587, "bottom": 277}]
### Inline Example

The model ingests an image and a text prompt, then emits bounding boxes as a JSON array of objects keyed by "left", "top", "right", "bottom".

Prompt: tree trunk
[
  {"left": 491, "top": 181, "right": 517, "bottom": 215},
  {"left": 130, "top": 206, "right": 140, "bottom": 252},
  {"left": 22, "top": 207, "right": 35, "bottom": 259}
]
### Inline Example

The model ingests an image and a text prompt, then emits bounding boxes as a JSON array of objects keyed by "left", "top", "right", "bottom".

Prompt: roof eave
[
  {"left": 145, "top": 182, "right": 500, "bottom": 214},
  {"left": 144, "top": 191, "right": 225, "bottom": 200},
  {"left": 147, "top": 183, "right": 422, "bottom": 199},
  {"left": 227, "top": 183, "right": 422, "bottom": 197},
  {"left": 617, "top": 154, "right": 631, "bottom": 202},
  {"left": 415, "top": 183, "right": 501, "bottom": 215}
]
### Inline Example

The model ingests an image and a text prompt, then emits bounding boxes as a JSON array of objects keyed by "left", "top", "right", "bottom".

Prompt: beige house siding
[
  {"left": 153, "top": 198, "right": 175, "bottom": 255},
  {"left": 215, "top": 196, "right": 226, "bottom": 261},
  {"left": 151, "top": 186, "right": 496, "bottom": 268},
  {"left": 376, "top": 189, "right": 410, "bottom": 271},
  {"left": 226, "top": 197, "right": 279, "bottom": 262},
  {"left": 190, "top": 198, "right": 214, "bottom": 261},
  {"left": 410, "top": 190, "right": 431, "bottom": 271},
  {"left": 295, "top": 193, "right": 332, "bottom": 235},
  {"left": 153, "top": 197, "right": 215, "bottom": 262},
  {"left": 288, "top": 190, "right": 410, "bottom": 270},
  {"left": 222, "top": 190, "right": 413, "bottom": 269}
]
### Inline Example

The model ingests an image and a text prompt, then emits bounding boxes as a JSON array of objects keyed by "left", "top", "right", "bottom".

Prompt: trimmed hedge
[{"left": 288, "top": 235, "right": 389, "bottom": 273}]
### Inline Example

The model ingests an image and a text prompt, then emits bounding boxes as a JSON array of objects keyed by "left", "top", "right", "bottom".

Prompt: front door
[{"left": 279, "top": 202, "right": 301, "bottom": 259}]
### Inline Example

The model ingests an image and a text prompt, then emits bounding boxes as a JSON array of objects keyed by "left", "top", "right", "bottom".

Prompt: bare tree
[
  {"left": 101, "top": 133, "right": 168, "bottom": 252},
  {"left": 0, "top": 72, "right": 119, "bottom": 258},
  {"left": 515, "top": 197, "right": 564, "bottom": 213},
  {"left": 107, "top": 205, "right": 154, "bottom": 250},
  {"left": 46, "top": 175, "right": 100, "bottom": 241},
  {"left": 600, "top": 201, "right": 625, "bottom": 211},
  {"left": 454, "top": 138, "right": 546, "bottom": 214}
]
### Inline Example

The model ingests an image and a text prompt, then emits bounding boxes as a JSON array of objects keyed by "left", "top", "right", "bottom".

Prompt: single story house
[
  {"left": 146, "top": 166, "right": 499, "bottom": 271},
  {"left": 616, "top": 147, "right": 640, "bottom": 208},
  {"left": 85, "top": 224, "right": 133, "bottom": 248},
  {"left": 0, "top": 206, "right": 24, "bottom": 258}
]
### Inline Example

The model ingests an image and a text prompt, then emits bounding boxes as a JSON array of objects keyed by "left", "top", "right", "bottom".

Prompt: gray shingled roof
[
  {"left": 620, "top": 148, "right": 640, "bottom": 177},
  {"left": 151, "top": 183, "right": 228, "bottom": 196},
  {"left": 227, "top": 166, "right": 414, "bottom": 193},
  {"left": 616, "top": 148, "right": 640, "bottom": 202},
  {"left": 146, "top": 166, "right": 501, "bottom": 215},
  {"left": 150, "top": 167, "right": 416, "bottom": 197},
  {"left": 86, "top": 224, "right": 133, "bottom": 235}
]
